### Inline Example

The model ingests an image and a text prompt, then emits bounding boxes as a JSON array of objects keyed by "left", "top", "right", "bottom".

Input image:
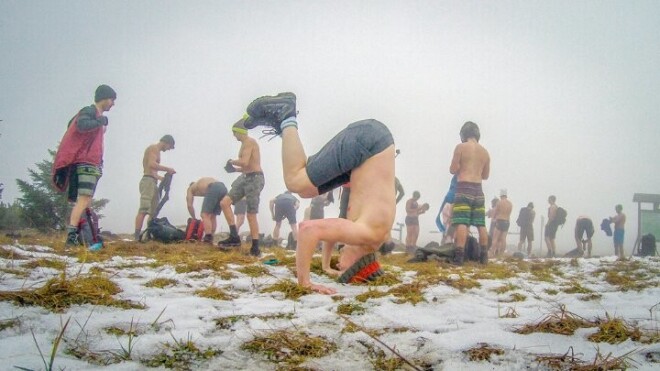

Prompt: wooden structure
[{"left": 632, "top": 193, "right": 660, "bottom": 254}]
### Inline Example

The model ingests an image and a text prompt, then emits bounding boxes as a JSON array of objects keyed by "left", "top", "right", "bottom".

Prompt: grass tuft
[
  {"left": 145, "top": 277, "right": 178, "bottom": 289},
  {"left": 195, "top": 285, "right": 234, "bottom": 301},
  {"left": 464, "top": 343, "right": 505, "bottom": 362},
  {"left": 261, "top": 279, "right": 312, "bottom": 300},
  {"left": 241, "top": 329, "right": 337, "bottom": 366},
  {"left": 337, "top": 302, "right": 366, "bottom": 315},
  {"left": 515, "top": 305, "right": 596, "bottom": 336}
]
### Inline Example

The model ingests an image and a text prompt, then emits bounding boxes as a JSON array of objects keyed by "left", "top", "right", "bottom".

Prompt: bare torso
[
  {"left": 189, "top": 177, "right": 218, "bottom": 197},
  {"left": 450, "top": 140, "right": 490, "bottom": 183},
  {"left": 612, "top": 213, "right": 626, "bottom": 229},
  {"left": 406, "top": 198, "right": 419, "bottom": 217},
  {"left": 142, "top": 144, "right": 161, "bottom": 177},
  {"left": 238, "top": 137, "right": 262, "bottom": 173},
  {"left": 494, "top": 198, "right": 513, "bottom": 220},
  {"left": 345, "top": 145, "right": 396, "bottom": 244},
  {"left": 548, "top": 204, "right": 558, "bottom": 222}
]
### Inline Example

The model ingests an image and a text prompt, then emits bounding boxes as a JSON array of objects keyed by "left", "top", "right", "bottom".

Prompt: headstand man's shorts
[
  {"left": 574, "top": 218, "right": 594, "bottom": 240},
  {"left": 138, "top": 175, "right": 159, "bottom": 215},
  {"left": 451, "top": 182, "right": 486, "bottom": 227},
  {"left": 305, "top": 119, "right": 394, "bottom": 195},
  {"left": 202, "top": 182, "right": 228, "bottom": 215},
  {"left": 228, "top": 172, "right": 265, "bottom": 214}
]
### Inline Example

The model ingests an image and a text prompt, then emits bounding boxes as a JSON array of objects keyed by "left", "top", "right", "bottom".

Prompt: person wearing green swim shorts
[{"left": 449, "top": 121, "right": 491, "bottom": 265}]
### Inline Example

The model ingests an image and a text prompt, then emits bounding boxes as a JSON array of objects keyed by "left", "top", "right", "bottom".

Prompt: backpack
[
  {"left": 639, "top": 234, "right": 657, "bottom": 257},
  {"left": 78, "top": 208, "right": 103, "bottom": 250},
  {"left": 465, "top": 236, "right": 481, "bottom": 262},
  {"left": 555, "top": 207, "right": 567, "bottom": 226},
  {"left": 516, "top": 207, "right": 529, "bottom": 227},
  {"left": 141, "top": 217, "right": 185, "bottom": 243},
  {"left": 185, "top": 218, "right": 205, "bottom": 241}
]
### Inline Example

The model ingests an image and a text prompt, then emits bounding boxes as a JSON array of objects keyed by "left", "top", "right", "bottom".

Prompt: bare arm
[
  {"left": 449, "top": 145, "right": 461, "bottom": 175},
  {"left": 322, "top": 241, "right": 340, "bottom": 277},
  {"left": 269, "top": 199, "right": 276, "bottom": 219},
  {"left": 482, "top": 151, "right": 490, "bottom": 180},
  {"left": 186, "top": 189, "right": 195, "bottom": 219}
]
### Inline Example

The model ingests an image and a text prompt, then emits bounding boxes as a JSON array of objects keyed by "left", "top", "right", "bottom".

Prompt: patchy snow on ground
[{"left": 1, "top": 241, "right": 659, "bottom": 370}]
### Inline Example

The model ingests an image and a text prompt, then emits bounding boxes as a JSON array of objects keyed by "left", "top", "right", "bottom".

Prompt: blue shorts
[
  {"left": 613, "top": 229, "right": 624, "bottom": 245},
  {"left": 305, "top": 119, "right": 394, "bottom": 195}
]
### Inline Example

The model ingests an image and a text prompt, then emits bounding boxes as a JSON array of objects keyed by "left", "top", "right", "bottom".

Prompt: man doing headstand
[
  {"left": 449, "top": 121, "right": 491, "bottom": 265},
  {"left": 243, "top": 92, "right": 395, "bottom": 294}
]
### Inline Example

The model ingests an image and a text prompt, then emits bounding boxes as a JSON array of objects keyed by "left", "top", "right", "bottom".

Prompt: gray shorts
[
  {"left": 201, "top": 182, "right": 227, "bottom": 215},
  {"left": 306, "top": 119, "right": 394, "bottom": 194},
  {"left": 233, "top": 199, "right": 247, "bottom": 215},
  {"left": 274, "top": 202, "right": 297, "bottom": 224},
  {"left": 228, "top": 172, "right": 265, "bottom": 214}
]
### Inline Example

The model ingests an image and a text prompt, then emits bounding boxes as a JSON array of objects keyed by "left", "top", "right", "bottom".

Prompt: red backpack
[{"left": 185, "top": 218, "right": 205, "bottom": 241}]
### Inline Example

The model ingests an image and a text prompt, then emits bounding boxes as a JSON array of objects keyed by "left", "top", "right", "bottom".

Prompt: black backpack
[
  {"left": 516, "top": 207, "right": 529, "bottom": 227},
  {"left": 555, "top": 207, "right": 567, "bottom": 226},
  {"left": 141, "top": 217, "right": 185, "bottom": 243},
  {"left": 639, "top": 234, "right": 657, "bottom": 257},
  {"left": 78, "top": 208, "right": 103, "bottom": 249}
]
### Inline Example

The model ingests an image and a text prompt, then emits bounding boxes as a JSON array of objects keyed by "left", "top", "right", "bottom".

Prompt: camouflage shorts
[{"left": 228, "top": 172, "right": 264, "bottom": 214}]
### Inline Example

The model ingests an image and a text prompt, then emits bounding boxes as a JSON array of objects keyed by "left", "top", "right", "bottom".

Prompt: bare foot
[{"left": 323, "top": 267, "right": 341, "bottom": 277}]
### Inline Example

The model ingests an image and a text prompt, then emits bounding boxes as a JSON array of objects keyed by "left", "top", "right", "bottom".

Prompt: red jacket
[{"left": 52, "top": 105, "right": 106, "bottom": 192}]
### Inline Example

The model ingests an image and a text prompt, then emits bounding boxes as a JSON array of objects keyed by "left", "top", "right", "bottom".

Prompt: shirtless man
[
  {"left": 491, "top": 189, "right": 513, "bottom": 257},
  {"left": 610, "top": 204, "right": 626, "bottom": 258},
  {"left": 574, "top": 215, "right": 594, "bottom": 257},
  {"left": 449, "top": 121, "right": 490, "bottom": 265},
  {"left": 134, "top": 135, "right": 176, "bottom": 240},
  {"left": 242, "top": 92, "right": 395, "bottom": 294},
  {"left": 544, "top": 195, "right": 559, "bottom": 258},
  {"left": 224, "top": 119, "right": 265, "bottom": 256},
  {"left": 186, "top": 177, "right": 240, "bottom": 244},
  {"left": 269, "top": 191, "right": 300, "bottom": 246},
  {"left": 405, "top": 191, "right": 427, "bottom": 255}
]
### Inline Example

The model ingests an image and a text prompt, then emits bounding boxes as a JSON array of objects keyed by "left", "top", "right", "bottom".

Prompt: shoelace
[{"left": 259, "top": 128, "right": 281, "bottom": 141}]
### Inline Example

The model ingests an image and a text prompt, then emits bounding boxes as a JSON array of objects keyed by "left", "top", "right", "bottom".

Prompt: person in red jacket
[{"left": 52, "top": 85, "right": 116, "bottom": 246}]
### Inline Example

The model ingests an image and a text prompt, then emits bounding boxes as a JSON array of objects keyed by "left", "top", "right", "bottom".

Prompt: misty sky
[{"left": 1, "top": 0, "right": 659, "bottom": 255}]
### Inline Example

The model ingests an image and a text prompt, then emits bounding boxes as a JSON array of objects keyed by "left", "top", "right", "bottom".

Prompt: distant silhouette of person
[
  {"left": 516, "top": 202, "right": 535, "bottom": 255},
  {"left": 544, "top": 195, "right": 559, "bottom": 258},
  {"left": 609, "top": 204, "right": 626, "bottom": 258},
  {"left": 269, "top": 191, "right": 300, "bottom": 247},
  {"left": 486, "top": 197, "right": 499, "bottom": 249},
  {"left": 574, "top": 215, "right": 594, "bottom": 257},
  {"left": 405, "top": 191, "right": 428, "bottom": 254},
  {"left": 310, "top": 192, "right": 331, "bottom": 220},
  {"left": 491, "top": 189, "right": 512, "bottom": 257}
]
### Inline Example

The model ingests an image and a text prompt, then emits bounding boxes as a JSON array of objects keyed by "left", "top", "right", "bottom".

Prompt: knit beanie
[{"left": 95, "top": 85, "right": 117, "bottom": 102}]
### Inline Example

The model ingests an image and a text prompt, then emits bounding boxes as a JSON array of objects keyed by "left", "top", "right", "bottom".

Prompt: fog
[{"left": 1, "top": 1, "right": 659, "bottom": 256}]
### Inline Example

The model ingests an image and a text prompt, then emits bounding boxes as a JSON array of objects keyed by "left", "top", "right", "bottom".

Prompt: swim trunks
[
  {"left": 305, "top": 119, "right": 394, "bottom": 195},
  {"left": 451, "top": 182, "right": 486, "bottom": 227},
  {"left": 545, "top": 221, "right": 559, "bottom": 239},
  {"left": 201, "top": 182, "right": 228, "bottom": 215},
  {"left": 613, "top": 228, "right": 625, "bottom": 245},
  {"left": 405, "top": 216, "right": 419, "bottom": 226},
  {"left": 495, "top": 219, "right": 510, "bottom": 232},
  {"left": 67, "top": 164, "right": 102, "bottom": 202},
  {"left": 228, "top": 172, "right": 265, "bottom": 214},
  {"left": 574, "top": 218, "right": 594, "bottom": 240}
]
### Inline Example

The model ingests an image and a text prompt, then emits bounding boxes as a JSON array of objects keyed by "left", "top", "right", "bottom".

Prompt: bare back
[
  {"left": 142, "top": 144, "right": 161, "bottom": 177},
  {"left": 494, "top": 198, "right": 513, "bottom": 221},
  {"left": 450, "top": 140, "right": 490, "bottom": 183},
  {"left": 189, "top": 177, "right": 217, "bottom": 197},
  {"left": 346, "top": 145, "right": 396, "bottom": 242}
]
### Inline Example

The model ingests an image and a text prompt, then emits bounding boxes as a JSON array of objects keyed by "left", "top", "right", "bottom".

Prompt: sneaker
[
  {"left": 218, "top": 235, "right": 241, "bottom": 248},
  {"left": 65, "top": 231, "right": 80, "bottom": 246},
  {"left": 244, "top": 92, "right": 297, "bottom": 132}
]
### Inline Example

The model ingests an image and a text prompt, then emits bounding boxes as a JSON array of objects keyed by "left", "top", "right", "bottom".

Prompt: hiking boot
[
  {"left": 202, "top": 234, "right": 213, "bottom": 245},
  {"left": 218, "top": 235, "right": 241, "bottom": 249},
  {"left": 250, "top": 245, "right": 261, "bottom": 257},
  {"left": 451, "top": 247, "right": 465, "bottom": 266},
  {"left": 244, "top": 92, "right": 297, "bottom": 133},
  {"left": 479, "top": 247, "right": 489, "bottom": 265},
  {"left": 65, "top": 231, "right": 80, "bottom": 246},
  {"left": 379, "top": 241, "right": 395, "bottom": 255},
  {"left": 406, "top": 250, "right": 428, "bottom": 263}
]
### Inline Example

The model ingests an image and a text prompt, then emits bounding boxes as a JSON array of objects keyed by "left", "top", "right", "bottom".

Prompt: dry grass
[
  {"left": 0, "top": 246, "right": 29, "bottom": 260},
  {"left": 0, "top": 317, "right": 20, "bottom": 332},
  {"left": 587, "top": 314, "right": 653, "bottom": 344},
  {"left": 499, "top": 293, "right": 526, "bottom": 303},
  {"left": 387, "top": 281, "right": 427, "bottom": 305},
  {"left": 142, "top": 333, "right": 222, "bottom": 370},
  {"left": 22, "top": 258, "right": 67, "bottom": 270},
  {"left": 515, "top": 306, "right": 596, "bottom": 336},
  {"left": 492, "top": 283, "right": 519, "bottom": 294},
  {"left": 261, "top": 279, "right": 312, "bottom": 300},
  {"left": 144, "top": 277, "right": 178, "bottom": 289},
  {"left": 241, "top": 329, "right": 337, "bottom": 366},
  {"left": 464, "top": 343, "right": 505, "bottom": 362},
  {"left": 562, "top": 281, "right": 593, "bottom": 294},
  {"left": 337, "top": 302, "right": 366, "bottom": 315},
  {"left": 355, "top": 288, "right": 389, "bottom": 303},
  {"left": 534, "top": 346, "right": 636, "bottom": 370},
  {"left": 194, "top": 285, "right": 234, "bottom": 301},
  {"left": 0, "top": 272, "right": 144, "bottom": 312},
  {"left": 237, "top": 264, "right": 270, "bottom": 278}
]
